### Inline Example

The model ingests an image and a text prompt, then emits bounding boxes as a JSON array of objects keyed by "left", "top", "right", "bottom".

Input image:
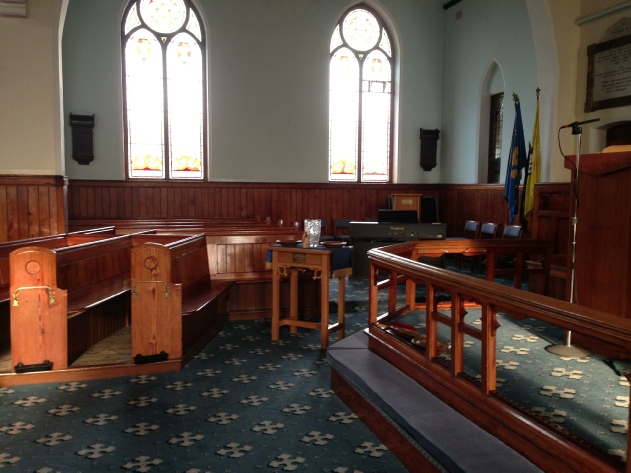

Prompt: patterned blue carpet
[
  {"left": 0, "top": 300, "right": 404, "bottom": 472},
  {"left": 0, "top": 267, "right": 629, "bottom": 471}
]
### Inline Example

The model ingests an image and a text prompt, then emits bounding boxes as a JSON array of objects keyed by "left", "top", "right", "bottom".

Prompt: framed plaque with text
[{"left": 585, "top": 33, "right": 631, "bottom": 112}]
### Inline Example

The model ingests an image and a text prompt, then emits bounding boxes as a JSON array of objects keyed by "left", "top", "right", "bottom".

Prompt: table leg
[
  {"left": 289, "top": 269, "right": 299, "bottom": 334},
  {"left": 320, "top": 272, "right": 330, "bottom": 349},
  {"left": 271, "top": 265, "right": 280, "bottom": 341},
  {"left": 337, "top": 274, "right": 346, "bottom": 341}
]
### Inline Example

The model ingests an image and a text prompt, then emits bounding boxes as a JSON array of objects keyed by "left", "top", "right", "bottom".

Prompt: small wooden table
[{"left": 269, "top": 245, "right": 351, "bottom": 349}]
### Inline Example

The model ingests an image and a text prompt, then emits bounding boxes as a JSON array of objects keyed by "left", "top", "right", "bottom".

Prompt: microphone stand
[{"left": 546, "top": 123, "right": 590, "bottom": 358}]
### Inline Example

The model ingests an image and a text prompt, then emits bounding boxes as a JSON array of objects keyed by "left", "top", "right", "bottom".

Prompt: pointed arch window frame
[
  {"left": 121, "top": 0, "right": 208, "bottom": 180},
  {"left": 328, "top": 3, "right": 395, "bottom": 184}
]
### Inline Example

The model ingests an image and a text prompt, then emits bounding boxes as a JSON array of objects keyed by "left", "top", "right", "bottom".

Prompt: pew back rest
[
  {"left": 69, "top": 226, "right": 117, "bottom": 236},
  {"left": 0, "top": 236, "right": 67, "bottom": 288},
  {"left": 0, "top": 234, "right": 119, "bottom": 294},
  {"left": 54, "top": 234, "right": 136, "bottom": 294},
  {"left": 8, "top": 233, "right": 198, "bottom": 304},
  {"left": 131, "top": 234, "right": 210, "bottom": 296},
  {"left": 205, "top": 228, "right": 303, "bottom": 281},
  {"left": 49, "top": 231, "right": 167, "bottom": 307},
  {"left": 69, "top": 218, "right": 262, "bottom": 234},
  {"left": 167, "top": 234, "right": 212, "bottom": 295},
  {"left": 130, "top": 233, "right": 203, "bottom": 247}
]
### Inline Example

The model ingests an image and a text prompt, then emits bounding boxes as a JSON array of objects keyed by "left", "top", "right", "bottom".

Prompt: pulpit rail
[{"left": 365, "top": 240, "right": 631, "bottom": 473}]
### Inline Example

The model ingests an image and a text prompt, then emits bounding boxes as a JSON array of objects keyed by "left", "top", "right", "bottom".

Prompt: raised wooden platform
[{"left": 327, "top": 330, "right": 542, "bottom": 473}]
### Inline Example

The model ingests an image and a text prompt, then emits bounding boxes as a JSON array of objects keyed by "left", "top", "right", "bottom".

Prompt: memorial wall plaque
[{"left": 585, "top": 33, "right": 631, "bottom": 112}]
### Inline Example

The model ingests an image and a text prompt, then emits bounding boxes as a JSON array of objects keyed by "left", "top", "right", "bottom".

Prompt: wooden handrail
[{"left": 366, "top": 240, "right": 631, "bottom": 473}]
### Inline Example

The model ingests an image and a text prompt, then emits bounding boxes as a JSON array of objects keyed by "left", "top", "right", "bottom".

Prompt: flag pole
[{"left": 545, "top": 119, "right": 590, "bottom": 359}]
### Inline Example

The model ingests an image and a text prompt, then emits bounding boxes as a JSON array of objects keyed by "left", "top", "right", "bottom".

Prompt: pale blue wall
[
  {"left": 63, "top": 0, "right": 127, "bottom": 180},
  {"left": 62, "top": 0, "right": 539, "bottom": 184},
  {"left": 440, "top": 0, "right": 538, "bottom": 184},
  {"left": 62, "top": 0, "right": 445, "bottom": 183}
]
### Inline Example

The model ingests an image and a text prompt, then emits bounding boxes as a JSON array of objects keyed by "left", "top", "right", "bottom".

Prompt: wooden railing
[{"left": 365, "top": 241, "right": 631, "bottom": 473}]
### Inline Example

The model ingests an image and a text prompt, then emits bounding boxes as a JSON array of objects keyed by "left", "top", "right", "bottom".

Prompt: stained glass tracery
[
  {"left": 342, "top": 9, "right": 380, "bottom": 51},
  {"left": 123, "top": 0, "right": 206, "bottom": 180},
  {"left": 139, "top": 0, "right": 187, "bottom": 34},
  {"left": 329, "top": 5, "right": 394, "bottom": 183},
  {"left": 186, "top": 10, "right": 202, "bottom": 40}
]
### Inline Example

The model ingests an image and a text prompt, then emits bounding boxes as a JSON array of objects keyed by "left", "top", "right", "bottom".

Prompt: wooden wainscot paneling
[
  {"left": 67, "top": 180, "right": 435, "bottom": 230},
  {"left": 0, "top": 175, "right": 67, "bottom": 242},
  {"left": 437, "top": 183, "right": 514, "bottom": 238},
  {"left": 67, "top": 180, "right": 526, "bottom": 242},
  {"left": 64, "top": 180, "right": 573, "bottom": 321},
  {"left": 64, "top": 180, "right": 548, "bottom": 314}
]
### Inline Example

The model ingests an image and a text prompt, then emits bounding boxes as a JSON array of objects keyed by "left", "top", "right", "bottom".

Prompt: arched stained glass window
[
  {"left": 122, "top": 0, "right": 206, "bottom": 180},
  {"left": 329, "top": 4, "right": 394, "bottom": 182}
]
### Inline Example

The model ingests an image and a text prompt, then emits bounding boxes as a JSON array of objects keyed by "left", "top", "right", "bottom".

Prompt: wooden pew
[
  {"left": 4, "top": 226, "right": 303, "bottom": 384},
  {"left": 0, "top": 227, "right": 117, "bottom": 288},
  {"left": 0, "top": 228, "right": 120, "bottom": 346},
  {"left": 203, "top": 227, "right": 321, "bottom": 320},
  {"left": 67, "top": 219, "right": 319, "bottom": 320},
  {"left": 110, "top": 224, "right": 318, "bottom": 322},
  {"left": 71, "top": 222, "right": 311, "bottom": 321},
  {"left": 7, "top": 232, "right": 189, "bottom": 372},
  {"left": 131, "top": 234, "right": 233, "bottom": 366}
]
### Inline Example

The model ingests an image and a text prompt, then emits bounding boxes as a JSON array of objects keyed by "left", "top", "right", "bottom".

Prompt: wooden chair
[
  {"left": 502, "top": 224, "right": 523, "bottom": 239},
  {"left": 333, "top": 219, "right": 352, "bottom": 243},
  {"left": 450, "top": 220, "right": 480, "bottom": 268},
  {"left": 490, "top": 224, "right": 523, "bottom": 277},
  {"left": 318, "top": 219, "right": 335, "bottom": 242},
  {"left": 480, "top": 222, "right": 499, "bottom": 239},
  {"left": 472, "top": 222, "right": 498, "bottom": 272}
]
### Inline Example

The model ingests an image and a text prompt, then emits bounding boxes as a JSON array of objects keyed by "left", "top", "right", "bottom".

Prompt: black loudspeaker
[
  {"left": 70, "top": 113, "right": 95, "bottom": 165},
  {"left": 420, "top": 196, "right": 439, "bottom": 223},
  {"left": 420, "top": 128, "right": 440, "bottom": 171}
]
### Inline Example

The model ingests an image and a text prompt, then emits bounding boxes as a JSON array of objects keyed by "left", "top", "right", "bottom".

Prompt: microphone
[{"left": 560, "top": 118, "right": 600, "bottom": 129}]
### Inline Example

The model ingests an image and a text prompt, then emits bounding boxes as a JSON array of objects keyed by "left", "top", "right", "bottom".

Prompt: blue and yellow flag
[
  {"left": 522, "top": 91, "right": 541, "bottom": 223},
  {"left": 504, "top": 95, "right": 526, "bottom": 223}
]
